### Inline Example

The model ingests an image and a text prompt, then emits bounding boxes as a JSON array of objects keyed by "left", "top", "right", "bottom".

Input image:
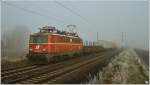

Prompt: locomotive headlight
[
  {"left": 43, "top": 49, "right": 46, "bottom": 51},
  {"left": 29, "top": 48, "right": 32, "bottom": 51}
]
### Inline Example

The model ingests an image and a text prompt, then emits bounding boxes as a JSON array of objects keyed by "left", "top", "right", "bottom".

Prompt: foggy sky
[{"left": 1, "top": 0, "right": 149, "bottom": 50}]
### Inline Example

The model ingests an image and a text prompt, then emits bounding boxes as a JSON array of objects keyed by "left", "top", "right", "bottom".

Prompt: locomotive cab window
[{"left": 30, "top": 35, "right": 48, "bottom": 43}]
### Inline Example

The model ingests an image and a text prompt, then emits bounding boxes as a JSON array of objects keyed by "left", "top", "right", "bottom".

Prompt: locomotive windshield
[{"left": 30, "top": 35, "right": 48, "bottom": 43}]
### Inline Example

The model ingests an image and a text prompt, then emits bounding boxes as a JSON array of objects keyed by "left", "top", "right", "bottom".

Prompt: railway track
[
  {"left": 19, "top": 53, "right": 102, "bottom": 84},
  {"left": 1, "top": 65, "right": 38, "bottom": 76},
  {"left": 1, "top": 51, "right": 107, "bottom": 84},
  {"left": 47, "top": 49, "right": 121, "bottom": 84},
  {"left": 20, "top": 49, "right": 119, "bottom": 84},
  {"left": 2, "top": 49, "right": 120, "bottom": 84},
  {"left": 1, "top": 64, "right": 33, "bottom": 72}
]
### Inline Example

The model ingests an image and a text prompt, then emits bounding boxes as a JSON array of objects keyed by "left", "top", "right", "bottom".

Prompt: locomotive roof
[
  {"left": 31, "top": 26, "right": 81, "bottom": 39},
  {"left": 31, "top": 32, "right": 81, "bottom": 39}
]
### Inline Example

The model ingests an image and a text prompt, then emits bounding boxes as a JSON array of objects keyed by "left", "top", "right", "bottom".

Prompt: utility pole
[
  {"left": 97, "top": 32, "right": 99, "bottom": 42},
  {"left": 121, "top": 32, "right": 126, "bottom": 48},
  {"left": 121, "top": 32, "right": 124, "bottom": 43}
]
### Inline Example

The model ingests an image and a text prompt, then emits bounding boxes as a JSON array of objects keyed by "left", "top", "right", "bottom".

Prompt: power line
[
  {"left": 54, "top": 1, "right": 93, "bottom": 25},
  {"left": 34, "top": 6, "right": 67, "bottom": 23},
  {"left": 2, "top": 1, "right": 65, "bottom": 24},
  {"left": 55, "top": 1, "right": 102, "bottom": 42}
]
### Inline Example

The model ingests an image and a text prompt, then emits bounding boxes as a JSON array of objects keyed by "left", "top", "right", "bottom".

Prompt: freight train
[{"left": 26, "top": 26, "right": 103, "bottom": 64}]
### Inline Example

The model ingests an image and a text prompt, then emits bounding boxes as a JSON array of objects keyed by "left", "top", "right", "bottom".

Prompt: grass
[{"left": 88, "top": 48, "right": 149, "bottom": 84}]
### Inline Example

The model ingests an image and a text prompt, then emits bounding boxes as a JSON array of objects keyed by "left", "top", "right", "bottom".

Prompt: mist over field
[{"left": 1, "top": 26, "right": 30, "bottom": 61}]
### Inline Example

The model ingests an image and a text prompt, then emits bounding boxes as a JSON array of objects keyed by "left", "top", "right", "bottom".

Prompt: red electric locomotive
[{"left": 27, "top": 26, "right": 83, "bottom": 64}]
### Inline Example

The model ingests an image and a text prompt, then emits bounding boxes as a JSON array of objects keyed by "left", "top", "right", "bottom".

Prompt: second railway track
[{"left": 1, "top": 65, "right": 38, "bottom": 76}]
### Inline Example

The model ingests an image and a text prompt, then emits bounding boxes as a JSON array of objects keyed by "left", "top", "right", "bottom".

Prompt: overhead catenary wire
[
  {"left": 55, "top": 1, "right": 100, "bottom": 41},
  {"left": 2, "top": 1, "right": 66, "bottom": 25},
  {"left": 3, "top": 1, "right": 97, "bottom": 36},
  {"left": 32, "top": 5, "right": 67, "bottom": 23},
  {"left": 33, "top": 2, "right": 79, "bottom": 33},
  {"left": 54, "top": 1, "right": 95, "bottom": 26}
]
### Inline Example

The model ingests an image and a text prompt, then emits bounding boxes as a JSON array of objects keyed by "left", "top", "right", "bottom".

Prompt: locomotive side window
[{"left": 30, "top": 35, "right": 48, "bottom": 43}]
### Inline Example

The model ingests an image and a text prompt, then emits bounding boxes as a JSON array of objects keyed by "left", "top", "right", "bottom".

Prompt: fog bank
[{"left": 1, "top": 25, "right": 30, "bottom": 61}]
